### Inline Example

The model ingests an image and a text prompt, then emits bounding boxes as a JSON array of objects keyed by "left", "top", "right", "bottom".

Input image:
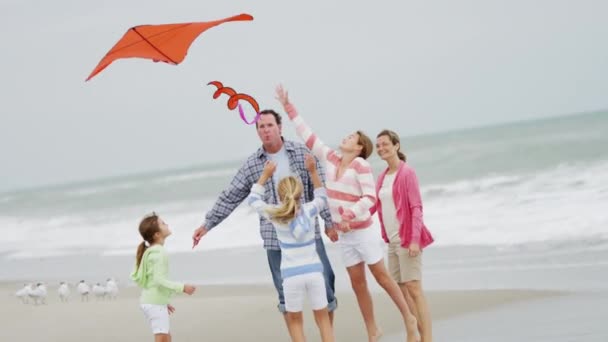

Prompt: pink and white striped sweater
[{"left": 285, "top": 103, "right": 376, "bottom": 230}]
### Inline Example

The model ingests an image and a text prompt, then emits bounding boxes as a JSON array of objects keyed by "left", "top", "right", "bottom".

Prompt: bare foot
[{"left": 370, "top": 328, "right": 383, "bottom": 342}]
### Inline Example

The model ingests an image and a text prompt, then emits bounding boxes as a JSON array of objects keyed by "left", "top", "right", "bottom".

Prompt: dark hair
[
  {"left": 356, "top": 130, "right": 374, "bottom": 160},
  {"left": 377, "top": 129, "right": 406, "bottom": 161},
  {"left": 255, "top": 109, "right": 282, "bottom": 128},
  {"left": 135, "top": 212, "right": 161, "bottom": 269}
]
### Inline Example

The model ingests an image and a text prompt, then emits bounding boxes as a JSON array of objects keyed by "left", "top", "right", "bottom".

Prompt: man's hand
[
  {"left": 192, "top": 225, "right": 208, "bottom": 249},
  {"left": 325, "top": 228, "right": 339, "bottom": 242},
  {"left": 168, "top": 304, "right": 175, "bottom": 315}
]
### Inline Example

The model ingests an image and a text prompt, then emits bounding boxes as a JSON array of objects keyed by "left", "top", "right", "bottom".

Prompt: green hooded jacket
[{"left": 130, "top": 244, "right": 184, "bottom": 305}]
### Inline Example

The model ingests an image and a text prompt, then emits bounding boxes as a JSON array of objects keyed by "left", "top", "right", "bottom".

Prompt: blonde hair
[
  {"left": 135, "top": 212, "right": 161, "bottom": 270},
  {"left": 266, "top": 176, "right": 303, "bottom": 225}
]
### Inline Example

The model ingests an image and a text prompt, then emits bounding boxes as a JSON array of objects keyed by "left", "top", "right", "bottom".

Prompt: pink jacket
[{"left": 371, "top": 161, "right": 434, "bottom": 249}]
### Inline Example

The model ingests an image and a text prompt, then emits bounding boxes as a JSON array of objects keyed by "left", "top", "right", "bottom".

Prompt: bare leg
[
  {"left": 313, "top": 308, "right": 335, "bottom": 342},
  {"left": 400, "top": 284, "right": 422, "bottom": 332},
  {"left": 328, "top": 309, "right": 334, "bottom": 326},
  {"left": 346, "top": 262, "right": 381, "bottom": 341},
  {"left": 283, "top": 313, "right": 300, "bottom": 340},
  {"left": 286, "top": 312, "right": 306, "bottom": 342},
  {"left": 154, "top": 334, "right": 170, "bottom": 342},
  {"left": 368, "top": 260, "right": 420, "bottom": 342},
  {"left": 406, "top": 281, "right": 432, "bottom": 342}
]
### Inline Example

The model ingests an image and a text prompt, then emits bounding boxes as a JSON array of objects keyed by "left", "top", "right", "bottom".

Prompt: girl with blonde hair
[{"left": 247, "top": 154, "right": 334, "bottom": 342}]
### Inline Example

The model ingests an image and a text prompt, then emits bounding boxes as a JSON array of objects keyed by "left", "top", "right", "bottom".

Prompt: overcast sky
[{"left": 1, "top": 0, "right": 606, "bottom": 192}]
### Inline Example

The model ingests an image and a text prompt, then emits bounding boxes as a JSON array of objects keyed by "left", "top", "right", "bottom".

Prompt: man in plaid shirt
[{"left": 192, "top": 109, "right": 339, "bottom": 324}]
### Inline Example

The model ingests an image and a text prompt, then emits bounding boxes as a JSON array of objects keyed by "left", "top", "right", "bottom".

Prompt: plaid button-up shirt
[{"left": 203, "top": 139, "right": 335, "bottom": 250}]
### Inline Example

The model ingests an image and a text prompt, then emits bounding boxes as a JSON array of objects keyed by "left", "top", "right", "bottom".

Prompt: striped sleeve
[
  {"left": 284, "top": 103, "right": 335, "bottom": 163},
  {"left": 246, "top": 183, "right": 272, "bottom": 220},
  {"left": 308, "top": 187, "right": 328, "bottom": 218},
  {"left": 349, "top": 159, "right": 377, "bottom": 218},
  {"left": 292, "top": 188, "right": 328, "bottom": 240}
]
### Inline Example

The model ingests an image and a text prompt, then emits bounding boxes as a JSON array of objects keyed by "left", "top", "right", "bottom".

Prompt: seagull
[
  {"left": 15, "top": 283, "right": 33, "bottom": 304},
  {"left": 77, "top": 280, "right": 90, "bottom": 302},
  {"left": 29, "top": 283, "right": 47, "bottom": 305},
  {"left": 92, "top": 283, "right": 106, "bottom": 301},
  {"left": 105, "top": 278, "right": 118, "bottom": 300},
  {"left": 58, "top": 282, "right": 70, "bottom": 302}
]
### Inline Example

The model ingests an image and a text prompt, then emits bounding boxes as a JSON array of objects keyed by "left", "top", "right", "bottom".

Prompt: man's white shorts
[
  {"left": 283, "top": 272, "right": 328, "bottom": 312},
  {"left": 339, "top": 228, "right": 384, "bottom": 268},
  {"left": 140, "top": 304, "right": 170, "bottom": 335}
]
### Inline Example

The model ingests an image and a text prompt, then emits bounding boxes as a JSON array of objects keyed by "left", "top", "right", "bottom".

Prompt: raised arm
[
  {"left": 290, "top": 155, "right": 329, "bottom": 241},
  {"left": 316, "top": 155, "right": 335, "bottom": 231},
  {"left": 294, "top": 187, "right": 329, "bottom": 240},
  {"left": 246, "top": 161, "right": 277, "bottom": 220},
  {"left": 275, "top": 85, "right": 335, "bottom": 163},
  {"left": 305, "top": 154, "right": 329, "bottom": 215},
  {"left": 306, "top": 154, "right": 323, "bottom": 190}
]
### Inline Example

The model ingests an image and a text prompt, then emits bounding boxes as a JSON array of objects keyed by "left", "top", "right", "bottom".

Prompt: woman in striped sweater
[{"left": 276, "top": 85, "right": 419, "bottom": 342}]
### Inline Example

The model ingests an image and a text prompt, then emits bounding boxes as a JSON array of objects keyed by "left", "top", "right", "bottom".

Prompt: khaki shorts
[{"left": 387, "top": 242, "right": 422, "bottom": 283}]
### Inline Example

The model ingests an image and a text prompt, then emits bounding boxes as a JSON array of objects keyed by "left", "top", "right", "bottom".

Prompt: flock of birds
[{"left": 14, "top": 279, "right": 119, "bottom": 305}]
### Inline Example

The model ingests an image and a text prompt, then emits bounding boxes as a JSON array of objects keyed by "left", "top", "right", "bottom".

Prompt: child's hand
[
  {"left": 168, "top": 304, "right": 175, "bottom": 314},
  {"left": 263, "top": 161, "right": 277, "bottom": 176},
  {"left": 183, "top": 284, "right": 196, "bottom": 295},
  {"left": 305, "top": 154, "right": 317, "bottom": 173}
]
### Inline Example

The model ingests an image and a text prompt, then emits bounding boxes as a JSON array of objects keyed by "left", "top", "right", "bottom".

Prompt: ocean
[
  {"left": 3, "top": 111, "right": 608, "bottom": 341},
  {"left": 1, "top": 110, "right": 607, "bottom": 262}
]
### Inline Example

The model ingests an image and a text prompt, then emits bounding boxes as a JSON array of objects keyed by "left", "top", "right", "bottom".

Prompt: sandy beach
[
  {"left": 3, "top": 240, "right": 608, "bottom": 341},
  {"left": 1, "top": 281, "right": 563, "bottom": 341}
]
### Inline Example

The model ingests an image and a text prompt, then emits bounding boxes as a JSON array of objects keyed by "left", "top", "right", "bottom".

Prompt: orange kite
[{"left": 85, "top": 13, "right": 253, "bottom": 81}]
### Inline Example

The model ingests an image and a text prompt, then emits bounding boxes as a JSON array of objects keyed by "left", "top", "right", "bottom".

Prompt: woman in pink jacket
[{"left": 372, "top": 129, "right": 434, "bottom": 342}]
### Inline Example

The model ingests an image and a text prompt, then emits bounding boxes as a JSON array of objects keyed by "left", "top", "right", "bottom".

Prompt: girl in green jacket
[{"left": 131, "top": 213, "right": 196, "bottom": 342}]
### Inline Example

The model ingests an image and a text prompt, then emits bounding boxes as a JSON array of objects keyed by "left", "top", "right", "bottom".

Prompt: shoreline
[{"left": 1, "top": 281, "right": 567, "bottom": 341}]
